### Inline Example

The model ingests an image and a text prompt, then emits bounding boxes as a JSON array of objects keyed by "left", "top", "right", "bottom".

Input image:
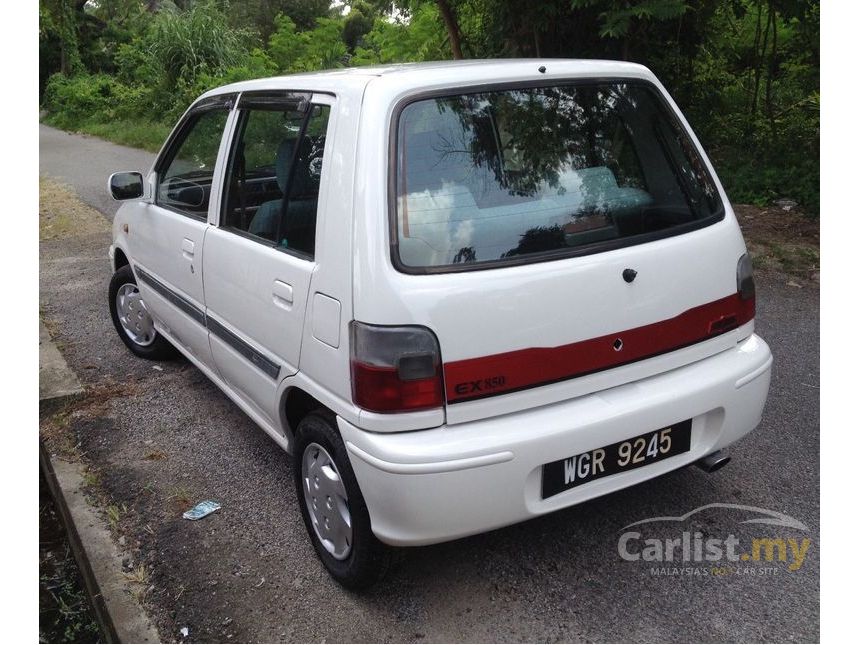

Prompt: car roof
[{"left": 200, "top": 59, "right": 656, "bottom": 101}]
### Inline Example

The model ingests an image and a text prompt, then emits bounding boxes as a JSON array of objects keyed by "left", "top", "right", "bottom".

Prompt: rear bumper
[{"left": 338, "top": 334, "right": 772, "bottom": 546}]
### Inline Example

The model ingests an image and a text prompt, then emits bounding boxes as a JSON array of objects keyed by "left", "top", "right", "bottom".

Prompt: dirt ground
[{"left": 734, "top": 203, "right": 819, "bottom": 281}]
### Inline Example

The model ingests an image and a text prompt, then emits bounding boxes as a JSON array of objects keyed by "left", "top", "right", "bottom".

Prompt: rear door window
[
  {"left": 221, "top": 99, "right": 330, "bottom": 258},
  {"left": 393, "top": 82, "right": 722, "bottom": 271}
]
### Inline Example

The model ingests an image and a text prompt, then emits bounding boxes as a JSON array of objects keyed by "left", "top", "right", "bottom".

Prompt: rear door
[
  {"left": 359, "top": 79, "right": 752, "bottom": 424},
  {"left": 128, "top": 96, "right": 234, "bottom": 367},
  {"left": 202, "top": 91, "right": 334, "bottom": 425}
]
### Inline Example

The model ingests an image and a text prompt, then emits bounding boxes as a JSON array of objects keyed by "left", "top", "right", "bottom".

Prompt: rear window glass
[{"left": 393, "top": 82, "right": 722, "bottom": 270}]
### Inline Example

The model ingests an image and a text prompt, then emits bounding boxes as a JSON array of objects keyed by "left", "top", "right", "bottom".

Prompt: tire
[
  {"left": 293, "top": 411, "right": 394, "bottom": 589},
  {"left": 108, "top": 264, "right": 178, "bottom": 360}
]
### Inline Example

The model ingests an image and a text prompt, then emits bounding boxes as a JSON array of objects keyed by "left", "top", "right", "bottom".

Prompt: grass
[
  {"left": 105, "top": 504, "right": 125, "bottom": 530},
  {"left": 753, "top": 241, "right": 820, "bottom": 278},
  {"left": 168, "top": 485, "right": 193, "bottom": 513},
  {"left": 40, "top": 473, "right": 103, "bottom": 643},
  {"left": 44, "top": 116, "right": 171, "bottom": 153},
  {"left": 124, "top": 564, "right": 152, "bottom": 603},
  {"left": 39, "top": 177, "right": 110, "bottom": 241},
  {"left": 124, "top": 564, "right": 149, "bottom": 586},
  {"left": 733, "top": 204, "right": 819, "bottom": 281}
]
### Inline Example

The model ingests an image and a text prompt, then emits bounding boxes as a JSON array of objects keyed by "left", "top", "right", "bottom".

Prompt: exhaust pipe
[{"left": 696, "top": 451, "right": 731, "bottom": 473}]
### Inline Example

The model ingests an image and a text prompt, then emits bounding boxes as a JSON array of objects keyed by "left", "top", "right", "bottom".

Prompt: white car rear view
[{"left": 106, "top": 60, "right": 773, "bottom": 588}]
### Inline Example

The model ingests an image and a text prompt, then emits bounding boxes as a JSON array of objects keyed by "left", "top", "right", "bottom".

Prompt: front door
[
  {"left": 202, "top": 92, "right": 333, "bottom": 425},
  {"left": 128, "top": 99, "right": 233, "bottom": 367}
]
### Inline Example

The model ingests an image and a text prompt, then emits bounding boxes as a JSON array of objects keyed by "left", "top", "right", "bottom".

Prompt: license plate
[{"left": 541, "top": 419, "right": 692, "bottom": 499}]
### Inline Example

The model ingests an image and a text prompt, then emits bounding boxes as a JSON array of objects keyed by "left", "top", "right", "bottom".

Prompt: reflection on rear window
[{"left": 394, "top": 82, "right": 721, "bottom": 270}]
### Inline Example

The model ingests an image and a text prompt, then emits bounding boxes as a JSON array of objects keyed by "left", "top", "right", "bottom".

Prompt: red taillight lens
[{"left": 350, "top": 322, "right": 443, "bottom": 413}]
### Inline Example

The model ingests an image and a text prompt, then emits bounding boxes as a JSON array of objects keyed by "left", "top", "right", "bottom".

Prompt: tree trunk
[
  {"left": 764, "top": 1, "right": 778, "bottom": 130},
  {"left": 755, "top": 3, "right": 771, "bottom": 119},
  {"left": 56, "top": 0, "right": 82, "bottom": 76},
  {"left": 436, "top": 0, "right": 464, "bottom": 59},
  {"left": 749, "top": 1, "right": 763, "bottom": 117}
]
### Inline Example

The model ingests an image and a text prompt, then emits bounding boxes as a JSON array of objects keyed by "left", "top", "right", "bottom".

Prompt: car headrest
[
  {"left": 276, "top": 137, "right": 321, "bottom": 198},
  {"left": 275, "top": 139, "right": 295, "bottom": 194}
]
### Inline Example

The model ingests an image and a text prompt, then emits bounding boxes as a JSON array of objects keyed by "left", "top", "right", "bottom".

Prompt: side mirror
[{"left": 108, "top": 171, "right": 144, "bottom": 201}]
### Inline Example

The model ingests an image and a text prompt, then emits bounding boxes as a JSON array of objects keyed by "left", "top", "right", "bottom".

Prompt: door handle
[
  {"left": 181, "top": 238, "right": 195, "bottom": 261},
  {"left": 272, "top": 280, "right": 294, "bottom": 309}
]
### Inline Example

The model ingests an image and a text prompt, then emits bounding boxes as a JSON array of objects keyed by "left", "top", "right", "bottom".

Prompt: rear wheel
[
  {"left": 108, "top": 265, "right": 177, "bottom": 360},
  {"left": 293, "top": 411, "right": 393, "bottom": 589}
]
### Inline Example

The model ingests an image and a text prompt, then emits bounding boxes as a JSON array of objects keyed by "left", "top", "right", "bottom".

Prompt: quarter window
[
  {"left": 156, "top": 108, "right": 229, "bottom": 218},
  {"left": 222, "top": 103, "right": 330, "bottom": 258}
]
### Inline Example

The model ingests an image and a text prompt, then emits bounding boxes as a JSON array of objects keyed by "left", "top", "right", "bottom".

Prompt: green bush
[
  {"left": 42, "top": 73, "right": 146, "bottom": 128},
  {"left": 147, "top": 1, "right": 251, "bottom": 86},
  {"left": 72, "top": 119, "right": 172, "bottom": 153}
]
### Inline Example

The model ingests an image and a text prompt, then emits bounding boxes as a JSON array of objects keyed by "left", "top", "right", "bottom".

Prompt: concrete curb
[
  {"left": 40, "top": 323, "right": 162, "bottom": 643},
  {"left": 39, "top": 321, "right": 83, "bottom": 413},
  {"left": 40, "top": 443, "right": 163, "bottom": 644}
]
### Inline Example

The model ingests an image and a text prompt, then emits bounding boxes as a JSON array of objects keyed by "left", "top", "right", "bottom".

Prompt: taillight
[
  {"left": 734, "top": 252, "right": 756, "bottom": 332},
  {"left": 349, "top": 322, "right": 443, "bottom": 413},
  {"left": 737, "top": 253, "right": 755, "bottom": 301}
]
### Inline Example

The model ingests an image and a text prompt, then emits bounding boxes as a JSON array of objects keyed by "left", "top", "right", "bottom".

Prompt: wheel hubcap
[
  {"left": 302, "top": 443, "right": 352, "bottom": 560},
  {"left": 115, "top": 283, "right": 156, "bottom": 347}
]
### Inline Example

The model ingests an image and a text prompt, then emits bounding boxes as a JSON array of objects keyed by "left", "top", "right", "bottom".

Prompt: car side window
[
  {"left": 156, "top": 108, "right": 229, "bottom": 218},
  {"left": 222, "top": 103, "right": 330, "bottom": 258}
]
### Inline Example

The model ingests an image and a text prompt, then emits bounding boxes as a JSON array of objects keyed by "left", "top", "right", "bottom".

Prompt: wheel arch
[
  {"left": 280, "top": 386, "right": 329, "bottom": 446},
  {"left": 113, "top": 246, "right": 130, "bottom": 273}
]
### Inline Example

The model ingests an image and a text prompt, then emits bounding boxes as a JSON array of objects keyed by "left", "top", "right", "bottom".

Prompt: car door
[
  {"left": 202, "top": 91, "right": 333, "bottom": 425},
  {"left": 127, "top": 96, "right": 234, "bottom": 368}
]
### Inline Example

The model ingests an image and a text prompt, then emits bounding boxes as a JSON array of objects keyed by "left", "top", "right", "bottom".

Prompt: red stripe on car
[{"left": 444, "top": 293, "right": 755, "bottom": 403}]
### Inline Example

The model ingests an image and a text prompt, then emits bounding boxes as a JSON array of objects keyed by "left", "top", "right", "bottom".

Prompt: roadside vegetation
[
  {"left": 40, "top": 473, "right": 104, "bottom": 644},
  {"left": 40, "top": 0, "right": 818, "bottom": 211}
]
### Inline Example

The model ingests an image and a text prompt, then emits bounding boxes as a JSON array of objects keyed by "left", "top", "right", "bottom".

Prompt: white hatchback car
[{"left": 107, "top": 60, "right": 772, "bottom": 588}]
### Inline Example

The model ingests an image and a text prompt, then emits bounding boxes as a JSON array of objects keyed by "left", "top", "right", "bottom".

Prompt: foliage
[
  {"left": 146, "top": 1, "right": 252, "bottom": 86},
  {"left": 226, "top": 0, "right": 333, "bottom": 39},
  {"left": 73, "top": 118, "right": 173, "bottom": 152},
  {"left": 343, "top": 1, "right": 376, "bottom": 51},
  {"left": 269, "top": 14, "right": 348, "bottom": 72},
  {"left": 42, "top": 72, "right": 148, "bottom": 127},
  {"left": 38, "top": 0, "right": 820, "bottom": 214},
  {"left": 572, "top": 0, "right": 689, "bottom": 38},
  {"left": 352, "top": 4, "right": 450, "bottom": 64}
]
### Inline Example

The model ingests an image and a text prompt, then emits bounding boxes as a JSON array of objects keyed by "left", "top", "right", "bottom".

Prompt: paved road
[
  {"left": 39, "top": 126, "right": 820, "bottom": 643},
  {"left": 39, "top": 124, "right": 156, "bottom": 219}
]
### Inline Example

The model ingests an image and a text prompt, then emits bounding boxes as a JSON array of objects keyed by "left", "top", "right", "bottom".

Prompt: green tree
[
  {"left": 352, "top": 3, "right": 451, "bottom": 64},
  {"left": 40, "top": 0, "right": 86, "bottom": 76},
  {"left": 343, "top": 1, "right": 376, "bottom": 51},
  {"left": 269, "top": 14, "right": 348, "bottom": 72},
  {"left": 226, "top": 0, "right": 332, "bottom": 40}
]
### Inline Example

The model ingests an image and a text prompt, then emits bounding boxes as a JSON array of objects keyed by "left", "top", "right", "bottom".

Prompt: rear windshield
[{"left": 393, "top": 81, "right": 722, "bottom": 271}]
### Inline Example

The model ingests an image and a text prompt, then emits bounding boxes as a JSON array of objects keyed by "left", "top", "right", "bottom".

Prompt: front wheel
[
  {"left": 293, "top": 411, "right": 394, "bottom": 589},
  {"left": 108, "top": 264, "right": 177, "bottom": 360}
]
